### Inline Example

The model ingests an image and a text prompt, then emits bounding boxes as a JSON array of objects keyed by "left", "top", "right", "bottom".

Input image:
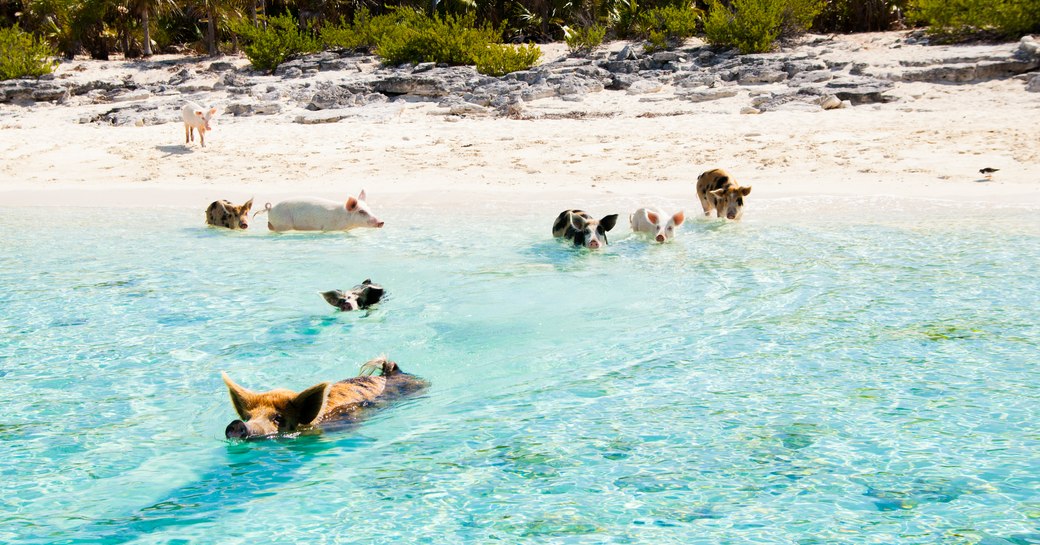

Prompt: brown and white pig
[
  {"left": 259, "top": 191, "right": 384, "bottom": 232},
  {"left": 630, "top": 207, "right": 685, "bottom": 243},
  {"left": 696, "top": 168, "right": 752, "bottom": 220},
  {"left": 552, "top": 209, "right": 619, "bottom": 249},
  {"left": 205, "top": 198, "right": 253, "bottom": 230},
  {"left": 223, "top": 356, "right": 428, "bottom": 440},
  {"left": 182, "top": 102, "right": 217, "bottom": 147}
]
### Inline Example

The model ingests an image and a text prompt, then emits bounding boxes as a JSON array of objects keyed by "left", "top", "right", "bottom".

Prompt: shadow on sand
[{"left": 156, "top": 144, "right": 192, "bottom": 157}]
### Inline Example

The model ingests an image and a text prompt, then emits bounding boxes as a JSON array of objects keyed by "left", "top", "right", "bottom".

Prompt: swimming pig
[
  {"left": 182, "top": 102, "right": 217, "bottom": 147},
  {"left": 257, "top": 191, "right": 384, "bottom": 232},
  {"left": 552, "top": 209, "right": 619, "bottom": 249},
  {"left": 206, "top": 198, "right": 253, "bottom": 230},
  {"left": 321, "top": 279, "right": 385, "bottom": 311},
  {"left": 223, "top": 356, "right": 427, "bottom": 440},
  {"left": 630, "top": 207, "right": 685, "bottom": 242},
  {"left": 696, "top": 168, "right": 752, "bottom": 220}
]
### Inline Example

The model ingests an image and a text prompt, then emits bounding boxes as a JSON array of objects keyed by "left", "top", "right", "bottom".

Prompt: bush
[
  {"left": 474, "top": 43, "right": 542, "bottom": 75},
  {"left": 814, "top": 0, "right": 908, "bottom": 33},
  {"left": 0, "top": 26, "right": 56, "bottom": 80},
  {"left": 374, "top": 9, "right": 502, "bottom": 66},
  {"left": 703, "top": 0, "right": 823, "bottom": 54},
  {"left": 912, "top": 0, "right": 1040, "bottom": 39},
  {"left": 231, "top": 13, "right": 320, "bottom": 74},
  {"left": 564, "top": 24, "right": 606, "bottom": 55},
  {"left": 320, "top": 8, "right": 400, "bottom": 52},
  {"left": 638, "top": 4, "right": 702, "bottom": 48}
]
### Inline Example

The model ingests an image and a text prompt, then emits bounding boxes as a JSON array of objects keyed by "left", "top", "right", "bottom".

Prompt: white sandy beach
[{"left": 1, "top": 33, "right": 1038, "bottom": 214}]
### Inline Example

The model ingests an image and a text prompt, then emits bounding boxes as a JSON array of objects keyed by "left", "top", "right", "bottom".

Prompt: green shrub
[
  {"left": 815, "top": 0, "right": 908, "bottom": 32},
  {"left": 374, "top": 9, "right": 502, "bottom": 66},
  {"left": 912, "top": 0, "right": 1040, "bottom": 39},
  {"left": 609, "top": 0, "right": 643, "bottom": 39},
  {"left": 638, "top": 4, "right": 702, "bottom": 48},
  {"left": 320, "top": 8, "right": 400, "bottom": 52},
  {"left": 0, "top": 26, "right": 56, "bottom": 80},
  {"left": 704, "top": 0, "right": 823, "bottom": 54},
  {"left": 231, "top": 13, "right": 320, "bottom": 74},
  {"left": 474, "top": 43, "right": 542, "bottom": 76},
  {"left": 564, "top": 24, "right": 606, "bottom": 55}
]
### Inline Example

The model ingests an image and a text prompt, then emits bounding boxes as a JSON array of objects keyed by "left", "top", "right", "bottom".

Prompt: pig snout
[
  {"left": 239, "top": 220, "right": 248, "bottom": 229},
  {"left": 225, "top": 420, "right": 249, "bottom": 439},
  {"left": 727, "top": 212, "right": 737, "bottom": 220},
  {"left": 588, "top": 240, "right": 601, "bottom": 249},
  {"left": 373, "top": 219, "right": 384, "bottom": 228},
  {"left": 655, "top": 233, "right": 666, "bottom": 242}
]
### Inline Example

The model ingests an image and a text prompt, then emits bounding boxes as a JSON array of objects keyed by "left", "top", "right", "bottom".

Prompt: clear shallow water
[{"left": 1, "top": 200, "right": 1038, "bottom": 545}]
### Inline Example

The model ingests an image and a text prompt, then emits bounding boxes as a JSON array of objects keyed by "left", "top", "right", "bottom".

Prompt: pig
[
  {"left": 696, "top": 168, "right": 752, "bottom": 220},
  {"left": 257, "top": 191, "right": 384, "bottom": 232},
  {"left": 182, "top": 102, "right": 217, "bottom": 147},
  {"left": 552, "top": 209, "right": 619, "bottom": 249},
  {"left": 321, "top": 279, "right": 385, "bottom": 311},
  {"left": 630, "top": 207, "right": 685, "bottom": 243},
  {"left": 205, "top": 198, "right": 253, "bottom": 230},
  {"left": 223, "top": 356, "right": 428, "bottom": 440}
]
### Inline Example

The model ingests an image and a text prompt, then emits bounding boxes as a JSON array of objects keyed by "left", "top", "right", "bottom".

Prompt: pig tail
[{"left": 253, "top": 202, "right": 272, "bottom": 219}]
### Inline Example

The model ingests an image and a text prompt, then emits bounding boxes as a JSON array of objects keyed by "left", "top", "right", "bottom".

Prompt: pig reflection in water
[
  {"left": 223, "top": 356, "right": 427, "bottom": 439},
  {"left": 257, "top": 190, "right": 384, "bottom": 232}
]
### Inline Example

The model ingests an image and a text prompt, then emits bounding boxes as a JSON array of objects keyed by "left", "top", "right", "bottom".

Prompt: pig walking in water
[
  {"left": 258, "top": 190, "right": 384, "bottom": 232},
  {"left": 630, "top": 207, "right": 685, "bottom": 243},
  {"left": 182, "top": 102, "right": 217, "bottom": 147},
  {"left": 223, "top": 356, "right": 428, "bottom": 439},
  {"left": 696, "top": 168, "right": 752, "bottom": 220}
]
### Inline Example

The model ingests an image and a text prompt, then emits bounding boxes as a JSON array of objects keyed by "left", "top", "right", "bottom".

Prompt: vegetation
[
  {"left": 474, "top": 42, "right": 541, "bottom": 75},
  {"left": 0, "top": 24, "right": 56, "bottom": 79},
  {"left": 911, "top": 0, "right": 1040, "bottom": 40},
  {"left": 230, "top": 12, "right": 318, "bottom": 73},
  {"left": 564, "top": 24, "right": 605, "bottom": 55},
  {"left": 704, "top": 0, "right": 823, "bottom": 53},
  {"left": 2, "top": 0, "right": 1037, "bottom": 77}
]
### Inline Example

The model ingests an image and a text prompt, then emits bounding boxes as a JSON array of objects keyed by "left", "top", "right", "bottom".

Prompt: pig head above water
[
  {"left": 321, "top": 279, "right": 385, "bottom": 311},
  {"left": 223, "top": 356, "right": 428, "bottom": 439}
]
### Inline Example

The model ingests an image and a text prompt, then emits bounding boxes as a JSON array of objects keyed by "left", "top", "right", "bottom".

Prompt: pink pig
[
  {"left": 261, "top": 191, "right": 384, "bottom": 232},
  {"left": 182, "top": 102, "right": 217, "bottom": 147},
  {"left": 630, "top": 207, "right": 685, "bottom": 243}
]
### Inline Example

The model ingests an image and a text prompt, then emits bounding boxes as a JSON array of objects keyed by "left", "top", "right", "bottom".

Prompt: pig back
[{"left": 268, "top": 197, "right": 351, "bottom": 231}]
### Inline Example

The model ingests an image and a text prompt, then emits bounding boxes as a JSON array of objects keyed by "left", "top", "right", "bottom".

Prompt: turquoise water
[{"left": 1, "top": 200, "right": 1038, "bottom": 545}]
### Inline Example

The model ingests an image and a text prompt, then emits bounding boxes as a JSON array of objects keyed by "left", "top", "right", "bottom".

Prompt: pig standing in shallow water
[
  {"left": 630, "top": 207, "right": 685, "bottom": 243},
  {"left": 259, "top": 191, "right": 384, "bottom": 232},
  {"left": 696, "top": 168, "right": 752, "bottom": 220},
  {"left": 223, "top": 356, "right": 428, "bottom": 439},
  {"left": 182, "top": 102, "right": 217, "bottom": 147}
]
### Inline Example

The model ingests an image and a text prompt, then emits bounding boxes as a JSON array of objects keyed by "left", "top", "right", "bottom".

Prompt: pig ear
[
  {"left": 242, "top": 198, "right": 254, "bottom": 212},
  {"left": 346, "top": 197, "right": 359, "bottom": 211},
  {"left": 646, "top": 211, "right": 659, "bottom": 225},
  {"left": 194, "top": 110, "right": 204, "bottom": 117},
  {"left": 358, "top": 189, "right": 367, "bottom": 202},
  {"left": 672, "top": 210, "right": 685, "bottom": 226},
  {"left": 710, "top": 188, "right": 725, "bottom": 198},
  {"left": 290, "top": 382, "right": 329, "bottom": 426},
  {"left": 600, "top": 214, "right": 619, "bottom": 232},
  {"left": 741, "top": 186, "right": 752, "bottom": 196},
  {"left": 222, "top": 372, "right": 255, "bottom": 420},
  {"left": 570, "top": 214, "right": 584, "bottom": 232},
  {"left": 208, "top": 107, "right": 217, "bottom": 116}
]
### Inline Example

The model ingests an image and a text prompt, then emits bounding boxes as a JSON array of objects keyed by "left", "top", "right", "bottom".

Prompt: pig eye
[
  {"left": 272, "top": 414, "right": 285, "bottom": 428},
  {"left": 737, "top": 198, "right": 744, "bottom": 206}
]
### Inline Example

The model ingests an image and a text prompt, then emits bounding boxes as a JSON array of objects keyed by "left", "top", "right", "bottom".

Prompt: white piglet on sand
[
  {"left": 261, "top": 191, "right": 384, "bottom": 232},
  {"left": 630, "top": 207, "right": 685, "bottom": 243},
  {"left": 182, "top": 102, "right": 217, "bottom": 147}
]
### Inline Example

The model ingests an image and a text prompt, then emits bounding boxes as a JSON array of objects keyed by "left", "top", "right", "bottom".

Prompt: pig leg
[
  {"left": 184, "top": 124, "right": 191, "bottom": 144},
  {"left": 199, "top": 128, "right": 206, "bottom": 147},
  {"left": 698, "top": 193, "right": 713, "bottom": 217}
]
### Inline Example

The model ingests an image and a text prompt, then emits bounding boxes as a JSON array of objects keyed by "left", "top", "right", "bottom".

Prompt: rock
[
  {"left": 788, "top": 70, "right": 833, "bottom": 85},
  {"left": 652, "top": 51, "right": 683, "bottom": 64},
  {"left": 318, "top": 59, "right": 359, "bottom": 72},
  {"left": 600, "top": 60, "right": 640, "bottom": 74},
  {"left": 521, "top": 84, "right": 556, "bottom": 102},
  {"left": 626, "top": 79, "right": 663, "bottom": 95},
  {"left": 1027, "top": 74, "right": 1040, "bottom": 92},
  {"left": 679, "top": 87, "right": 739, "bottom": 103},
  {"left": 607, "top": 73, "right": 640, "bottom": 90},
  {"left": 209, "top": 61, "right": 235, "bottom": 72},
  {"left": 109, "top": 89, "right": 151, "bottom": 102},
  {"left": 373, "top": 75, "right": 451, "bottom": 97},
  {"left": 1018, "top": 35, "right": 1040, "bottom": 59},
  {"left": 819, "top": 94, "right": 842, "bottom": 110},
  {"left": 819, "top": 77, "right": 894, "bottom": 104},
  {"left": 413, "top": 62, "right": 436, "bottom": 73},
  {"left": 29, "top": 84, "right": 70, "bottom": 103},
  {"left": 740, "top": 106, "right": 761, "bottom": 114},
  {"left": 225, "top": 101, "right": 282, "bottom": 116},
  {"left": 840, "top": 100, "right": 853, "bottom": 109},
  {"left": 295, "top": 111, "right": 350, "bottom": 124},
  {"left": 615, "top": 44, "right": 639, "bottom": 61},
  {"left": 308, "top": 86, "right": 354, "bottom": 110},
  {"left": 449, "top": 102, "right": 489, "bottom": 115},
  {"left": 281, "top": 67, "right": 304, "bottom": 79}
]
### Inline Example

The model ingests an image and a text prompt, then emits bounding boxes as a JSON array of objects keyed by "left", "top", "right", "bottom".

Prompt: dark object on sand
[
  {"left": 979, "top": 167, "right": 999, "bottom": 179},
  {"left": 321, "top": 279, "right": 385, "bottom": 311}
]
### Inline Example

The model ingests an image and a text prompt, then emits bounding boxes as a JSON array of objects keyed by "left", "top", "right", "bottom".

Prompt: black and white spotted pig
[
  {"left": 552, "top": 210, "right": 619, "bottom": 249},
  {"left": 206, "top": 198, "right": 253, "bottom": 230}
]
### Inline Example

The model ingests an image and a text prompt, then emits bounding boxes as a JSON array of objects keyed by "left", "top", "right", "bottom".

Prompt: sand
[{"left": 1, "top": 32, "right": 1038, "bottom": 215}]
